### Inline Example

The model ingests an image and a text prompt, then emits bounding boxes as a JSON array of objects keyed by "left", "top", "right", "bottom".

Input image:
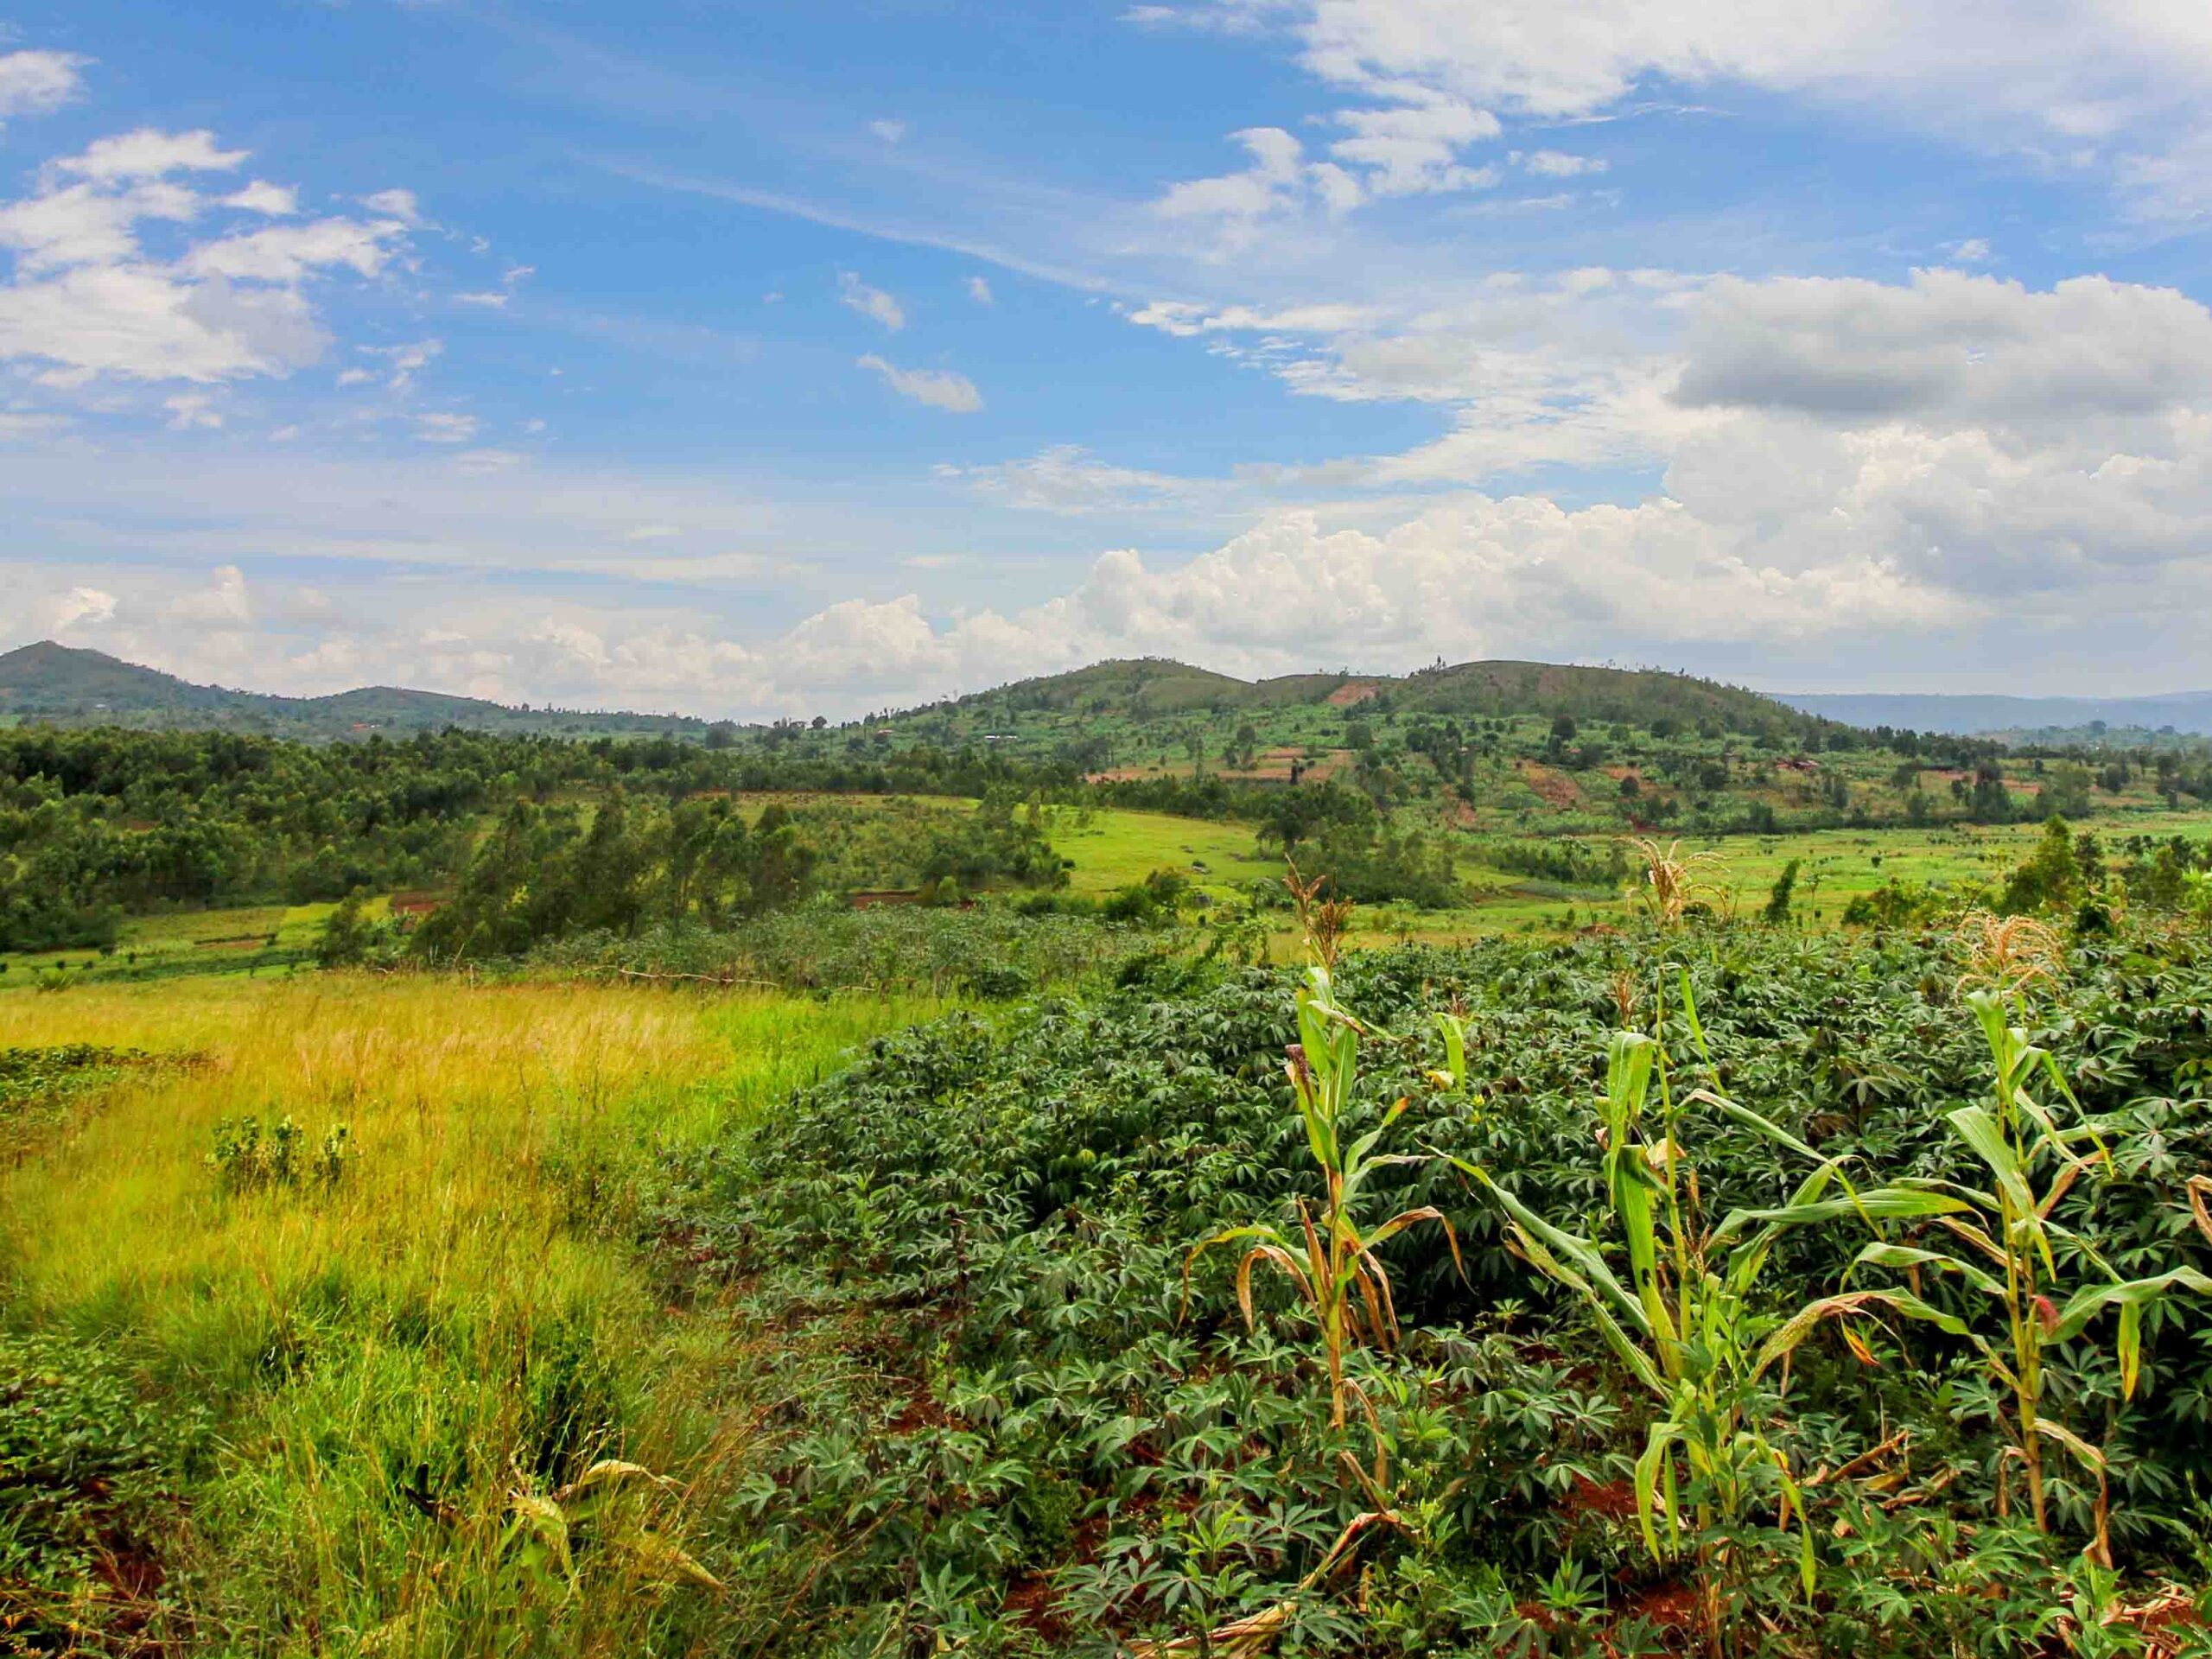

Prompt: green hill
[
  {"left": 0, "top": 642, "right": 715, "bottom": 741},
  {"left": 907, "top": 654, "right": 1820, "bottom": 736}
]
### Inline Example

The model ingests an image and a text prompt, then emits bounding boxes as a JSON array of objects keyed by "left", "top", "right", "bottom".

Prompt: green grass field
[{"left": 1042, "top": 805, "right": 1273, "bottom": 897}]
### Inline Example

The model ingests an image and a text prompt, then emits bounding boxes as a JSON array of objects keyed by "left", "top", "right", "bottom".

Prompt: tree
[
  {"left": 1763, "top": 859, "right": 1800, "bottom": 925},
  {"left": 315, "top": 888, "right": 378, "bottom": 968}
]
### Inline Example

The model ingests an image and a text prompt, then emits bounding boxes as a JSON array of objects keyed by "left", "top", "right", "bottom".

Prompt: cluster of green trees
[
  {"left": 0, "top": 728, "right": 1076, "bottom": 952},
  {"left": 407, "top": 789, "right": 1068, "bottom": 963}
]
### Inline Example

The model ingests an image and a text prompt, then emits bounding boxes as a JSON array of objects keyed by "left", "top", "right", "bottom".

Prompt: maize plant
[
  {"left": 1630, "top": 837, "right": 1725, "bottom": 926},
  {"left": 1185, "top": 868, "right": 1462, "bottom": 1429},
  {"left": 1446, "top": 979, "right": 1966, "bottom": 1644},
  {"left": 1770, "top": 988, "right": 2212, "bottom": 1553}
]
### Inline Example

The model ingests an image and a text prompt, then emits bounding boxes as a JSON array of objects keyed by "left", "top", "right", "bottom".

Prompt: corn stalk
[
  {"left": 1768, "top": 988, "right": 2212, "bottom": 1553},
  {"left": 1445, "top": 977, "right": 1965, "bottom": 1646},
  {"left": 1185, "top": 868, "right": 1462, "bottom": 1429}
]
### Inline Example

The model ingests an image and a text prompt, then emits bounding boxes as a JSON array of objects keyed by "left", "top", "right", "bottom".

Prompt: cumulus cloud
[
  {"left": 1327, "top": 89, "right": 1502, "bottom": 195},
  {"left": 221, "top": 180, "right": 298, "bottom": 216},
  {"left": 359, "top": 188, "right": 425, "bottom": 225},
  {"left": 1154, "top": 125, "right": 1363, "bottom": 240},
  {"left": 51, "top": 585, "right": 116, "bottom": 631},
  {"left": 1670, "top": 269, "right": 2212, "bottom": 427},
  {"left": 0, "top": 49, "right": 88, "bottom": 124},
  {"left": 57, "top": 127, "right": 247, "bottom": 181},
  {"left": 166, "top": 563, "right": 251, "bottom": 626},
  {"left": 0, "top": 119, "right": 417, "bottom": 385},
  {"left": 838, "top": 271, "right": 906, "bottom": 331},
  {"left": 359, "top": 339, "right": 442, "bottom": 391},
  {"left": 855, "top": 353, "right": 982, "bottom": 412}
]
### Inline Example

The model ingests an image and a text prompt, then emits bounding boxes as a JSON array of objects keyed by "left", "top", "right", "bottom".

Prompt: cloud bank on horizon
[{"left": 4, "top": 3, "right": 2212, "bottom": 718}]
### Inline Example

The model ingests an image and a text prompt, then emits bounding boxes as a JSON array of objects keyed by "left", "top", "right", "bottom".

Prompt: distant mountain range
[
  {"left": 1777, "top": 690, "right": 2212, "bottom": 738},
  {"left": 5, "top": 639, "right": 2206, "bottom": 744},
  {"left": 0, "top": 641, "right": 717, "bottom": 741}
]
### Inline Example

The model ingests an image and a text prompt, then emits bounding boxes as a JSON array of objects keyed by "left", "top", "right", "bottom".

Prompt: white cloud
[
  {"left": 1947, "top": 236, "right": 1993, "bottom": 262},
  {"left": 856, "top": 353, "right": 982, "bottom": 412},
  {"left": 1155, "top": 125, "right": 1363, "bottom": 237},
  {"left": 1521, "top": 149, "right": 1606, "bottom": 177},
  {"left": 222, "top": 180, "right": 298, "bottom": 216},
  {"left": 416, "top": 411, "right": 480, "bottom": 443},
  {"left": 166, "top": 563, "right": 251, "bottom": 626},
  {"left": 941, "top": 444, "right": 1205, "bottom": 513},
  {"left": 454, "top": 290, "right": 510, "bottom": 308},
  {"left": 625, "top": 524, "right": 683, "bottom": 541},
  {"left": 359, "top": 188, "right": 425, "bottom": 225},
  {"left": 868, "top": 118, "right": 907, "bottom": 144},
  {"left": 838, "top": 270, "right": 906, "bottom": 330},
  {"left": 163, "top": 391, "right": 222, "bottom": 430},
  {"left": 966, "top": 274, "right": 995, "bottom": 305},
  {"left": 1273, "top": 0, "right": 2212, "bottom": 218},
  {"left": 0, "top": 123, "right": 421, "bottom": 385},
  {"left": 51, "top": 585, "right": 116, "bottom": 630},
  {"left": 57, "top": 127, "right": 246, "bottom": 181},
  {"left": 0, "top": 49, "right": 89, "bottom": 124},
  {"left": 185, "top": 215, "right": 409, "bottom": 283},
  {"left": 451, "top": 448, "right": 523, "bottom": 474},
  {"left": 1670, "top": 269, "right": 2212, "bottom": 428},
  {"left": 0, "top": 265, "right": 328, "bottom": 382},
  {"left": 360, "top": 339, "right": 443, "bottom": 391},
  {"left": 1327, "top": 89, "right": 1501, "bottom": 195}
]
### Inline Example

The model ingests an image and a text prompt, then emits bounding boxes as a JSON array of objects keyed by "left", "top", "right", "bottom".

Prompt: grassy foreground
[{"left": 0, "top": 975, "right": 948, "bottom": 1652}]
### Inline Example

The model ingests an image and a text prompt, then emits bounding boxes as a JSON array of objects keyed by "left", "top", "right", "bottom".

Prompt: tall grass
[{"left": 0, "top": 974, "right": 945, "bottom": 1653}]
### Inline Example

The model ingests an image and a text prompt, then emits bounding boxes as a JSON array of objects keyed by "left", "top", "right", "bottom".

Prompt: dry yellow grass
[{"left": 0, "top": 972, "right": 946, "bottom": 1651}]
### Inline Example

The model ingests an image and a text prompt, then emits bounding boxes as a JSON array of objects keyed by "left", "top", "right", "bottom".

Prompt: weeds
[{"left": 207, "top": 1112, "right": 351, "bottom": 1192}]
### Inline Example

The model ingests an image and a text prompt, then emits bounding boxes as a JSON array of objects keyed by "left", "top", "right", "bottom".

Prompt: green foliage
[
  {"left": 533, "top": 903, "right": 1164, "bottom": 997},
  {"left": 0, "top": 1330, "right": 203, "bottom": 1646},
  {"left": 0, "top": 1042, "right": 161, "bottom": 1160},
  {"left": 207, "top": 1113, "right": 351, "bottom": 1192},
  {"left": 2002, "top": 817, "right": 2086, "bottom": 915},
  {"left": 653, "top": 919, "right": 2212, "bottom": 1651},
  {"left": 1764, "top": 858, "right": 1802, "bottom": 925},
  {"left": 1842, "top": 878, "right": 1956, "bottom": 929},
  {"left": 315, "top": 887, "right": 380, "bottom": 967},
  {"left": 1782, "top": 974, "right": 2212, "bottom": 1549}
]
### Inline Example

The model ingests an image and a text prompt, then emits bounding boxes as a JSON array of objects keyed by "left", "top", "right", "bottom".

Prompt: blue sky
[{"left": 6, "top": 2, "right": 2212, "bottom": 716}]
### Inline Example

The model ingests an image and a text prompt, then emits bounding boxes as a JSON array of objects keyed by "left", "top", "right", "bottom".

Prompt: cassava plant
[
  {"left": 1445, "top": 976, "right": 1967, "bottom": 1644},
  {"left": 1185, "top": 864, "right": 1463, "bottom": 1430},
  {"left": 1770, "top": 983, "right": 2212, "bottom": 1555}
]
